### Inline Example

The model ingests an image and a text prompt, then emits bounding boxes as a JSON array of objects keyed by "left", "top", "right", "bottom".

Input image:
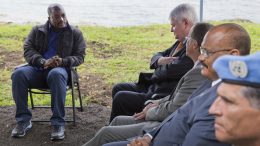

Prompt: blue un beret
[{"left": 213, "top": 52, "right": 260, "bottom": 88}]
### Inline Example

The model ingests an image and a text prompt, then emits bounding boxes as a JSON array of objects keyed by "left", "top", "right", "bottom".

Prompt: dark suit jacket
[
  {"left": 138, "top": 41, "right": 194, "bottom": 98},
  {"left": 149, "top": 82, "right": 231, "bottom": 146}
]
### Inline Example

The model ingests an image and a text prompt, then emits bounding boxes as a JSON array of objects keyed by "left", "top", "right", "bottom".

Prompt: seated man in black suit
[{"left": 110, "top": 3, "right": 197, "bottom": 122}]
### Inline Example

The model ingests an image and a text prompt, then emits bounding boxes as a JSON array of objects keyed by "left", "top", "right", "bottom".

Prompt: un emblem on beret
[{"left": 229, "top": 60, "right": 248, "bottom": 78}]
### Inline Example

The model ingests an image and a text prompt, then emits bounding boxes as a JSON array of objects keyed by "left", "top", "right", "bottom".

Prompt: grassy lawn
[{"left": 0, "top": 21, "right": 260, "bottom": 106}]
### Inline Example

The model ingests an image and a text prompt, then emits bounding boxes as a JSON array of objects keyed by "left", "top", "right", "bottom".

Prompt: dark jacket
[
  {"left": 24, "top": 21, "right": 86, "bottom": 68},
  {"left": 149, "top": 81, "right": 230, "bottom": 146},
  {"left": 139, "top": 41, "right": 194, "bottom": 98}
]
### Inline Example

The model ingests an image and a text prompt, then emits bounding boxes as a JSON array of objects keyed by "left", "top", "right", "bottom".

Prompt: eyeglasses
[{"left": 200, "top": 47, "right": 232, "bottom": 58}]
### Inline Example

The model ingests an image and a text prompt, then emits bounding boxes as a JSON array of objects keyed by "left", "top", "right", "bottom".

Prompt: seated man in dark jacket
[
  {"left": 11, "top": 3, "right": 86, "bottom": 140},
  {"left": 110, "top": 3, "right": 197, "bottom": 122}
]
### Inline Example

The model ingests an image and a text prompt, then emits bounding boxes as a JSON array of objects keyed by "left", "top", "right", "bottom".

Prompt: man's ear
[
  {"left": 183, "top": 18, "right": 189, "bottom": 26},
  {"left": 229, "top": 49, "right": 240, "bottom": 56},
  {"left": 193, "top": 40, "right": 198, "bottom": 49},
  {"left": 190, "top": 39, "right": 198, "bottom": 51}
]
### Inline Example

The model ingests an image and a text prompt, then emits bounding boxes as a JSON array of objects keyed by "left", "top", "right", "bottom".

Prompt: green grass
[
  {"left": 0, "top": 21, "right": 260, "bottom": 106},
  {"left": 80, "top": 24, "right": 173, "bottom": 83}
]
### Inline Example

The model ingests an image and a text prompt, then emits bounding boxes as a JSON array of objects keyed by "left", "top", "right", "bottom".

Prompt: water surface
[{"left": 0, "top": 0, "right": 259, "bottom": 26}]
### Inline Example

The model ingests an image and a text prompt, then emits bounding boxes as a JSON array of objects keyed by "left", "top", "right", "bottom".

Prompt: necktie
[{"left": 170, "top": 42, "right": 183, "bottom": 57}]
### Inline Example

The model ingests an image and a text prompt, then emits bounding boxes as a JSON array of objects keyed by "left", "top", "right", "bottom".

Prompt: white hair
[{"left": 169, "top": 3, "right": 198, "bottom": 25}]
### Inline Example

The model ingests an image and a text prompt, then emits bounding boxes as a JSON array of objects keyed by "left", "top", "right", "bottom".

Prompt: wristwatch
[{"left": 40, "top": 59, "right": 46, "bottom": 67}]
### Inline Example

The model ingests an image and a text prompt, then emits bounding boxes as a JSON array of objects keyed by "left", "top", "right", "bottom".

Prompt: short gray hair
[
  {"left": 47, "top": 3, "right": 65, "bottom": 16},
  {"left": 169, "top": 3, "right": 198, "bottom": 25},
  {"left": 241, "top": 86, "right": 260, "bottom": 109}
]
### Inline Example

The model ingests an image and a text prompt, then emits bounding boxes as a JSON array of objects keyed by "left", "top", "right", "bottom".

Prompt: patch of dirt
[
  {"left": 0, "top": 49, "right": 23, "bottom": 70},
  {"left": 0, "top": 105, "right": 110, "bottom": 146},
  {"left": 80, "top": 73, "right": 112, "bottom": 107},
  {"left": 87, "top": 41, "right": 122, "bottom": 59},
  {"left": 0, "top": 49, "right": 114, "bottom": 145}
]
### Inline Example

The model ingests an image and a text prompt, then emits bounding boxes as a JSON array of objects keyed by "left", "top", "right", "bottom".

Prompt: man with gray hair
[
  {"left": 11, "top": 3, "right": 86, "bottom": 140},
  {"left": 110, "top": 3, "right": 197, "bottom": 122}
]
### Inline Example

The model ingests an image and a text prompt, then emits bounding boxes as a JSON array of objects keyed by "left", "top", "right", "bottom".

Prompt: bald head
[
  {"left": 205, "top": 23, "right": 251, "bottom": 55},
  {"left": 199, "top": 23, "right": 251, "bottom": 81},
  {"left": 47, "top": 3, "right": 65, "bottom": 16}
]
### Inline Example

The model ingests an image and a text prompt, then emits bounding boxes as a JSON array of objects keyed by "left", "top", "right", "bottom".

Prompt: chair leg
[
  {"left": 72, "top": 89, "right": 76, "bottom": 126},
  {"left": 71, "top": 72, "right": 76, "bottom": 126},
  {"left": 29, "top": 89, "right": 34, "bottom": 109},
  {"left": 77, "top": 82, "right": 83, "bottom": 112}
]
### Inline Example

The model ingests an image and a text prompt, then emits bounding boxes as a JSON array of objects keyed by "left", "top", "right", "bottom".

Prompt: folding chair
[{"left": 28, "top": 67, "right": 83, "bottom": 125}]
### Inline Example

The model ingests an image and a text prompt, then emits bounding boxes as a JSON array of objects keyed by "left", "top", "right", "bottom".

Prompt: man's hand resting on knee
[
  {"left": 133, "top": 103, "right": 158, "bottom": 120},
  {"left": 127, "top": 135, "right": 151, "bottom": 146}
]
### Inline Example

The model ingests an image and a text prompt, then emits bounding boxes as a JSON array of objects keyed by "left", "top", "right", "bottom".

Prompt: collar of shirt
[
  {"left": 193, "top": 61, "right": 200, "bottom": 68},
  {"left": 212, "top": 79, "right": 221, "bottom": 87},
  {"left": 182, "top": 38, "right": 187, "bottom": 44}
]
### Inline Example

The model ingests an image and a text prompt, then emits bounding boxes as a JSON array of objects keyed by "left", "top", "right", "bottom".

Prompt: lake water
[{"left": 0, "top": 0, "right": 260, "bottom": 26}]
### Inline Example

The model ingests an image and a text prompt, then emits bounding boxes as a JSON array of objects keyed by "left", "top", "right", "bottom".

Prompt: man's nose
[
  {"left": 171, "top": 27, "right": 175, "bottom": 32},
  {"left": 57, "top": 16, "right": 65, "bottom": 23},
  {"left": 54, "top": 16, "right": 64, "bottom": 23},
  {"left": 198, "top": 54, "right": 206, "bottom": 61},
  {"left": 209, "top": 97, "right": 221, "bottom": 115}
]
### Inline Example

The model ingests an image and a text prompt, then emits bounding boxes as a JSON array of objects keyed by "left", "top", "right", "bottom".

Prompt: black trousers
[{"left": 109, "top": 82, "right": 149, "bottom": 122}]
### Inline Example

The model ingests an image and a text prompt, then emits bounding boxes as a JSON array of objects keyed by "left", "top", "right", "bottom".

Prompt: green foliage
[{"left": 0, "top": 22, "right": 260, "bottom": 106}]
